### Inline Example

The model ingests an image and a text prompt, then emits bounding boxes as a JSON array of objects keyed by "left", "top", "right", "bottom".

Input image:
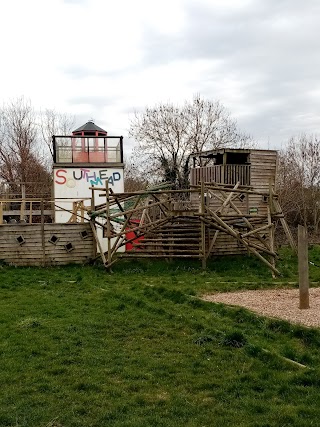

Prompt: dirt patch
[{"left": 202, "top": 288, "right": 320, "bottom": 328}]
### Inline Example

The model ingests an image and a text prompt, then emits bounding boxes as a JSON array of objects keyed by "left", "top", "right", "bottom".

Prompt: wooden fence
[
  {"left": 0, "top": 222, "right": 94, "bottom": 266},
  {"left": 190, "top": 165, "right": 251, "bottom": 187}
]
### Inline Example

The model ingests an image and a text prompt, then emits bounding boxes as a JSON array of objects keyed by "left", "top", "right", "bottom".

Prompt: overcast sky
[{"left": 1, "top": 0, "right": 319, "bottom": 154}]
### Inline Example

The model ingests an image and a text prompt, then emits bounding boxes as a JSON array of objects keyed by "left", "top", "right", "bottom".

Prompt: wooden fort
[
  {"left": 190, "top": 148, "right": 277, "bottom": 213},
  {"left": 0, "top": 148, "right": 295, "bottom": 273},
  {"left": 187, "top": 148, "right": 281, "bottom": 257},
  {"left": 86, "top": 148, "right": 295, "bottom": 275}
]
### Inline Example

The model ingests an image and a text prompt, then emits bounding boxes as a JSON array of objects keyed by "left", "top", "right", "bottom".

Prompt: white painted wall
[{"left": 53, "top": 166, "right": 125, "bottom": 253}]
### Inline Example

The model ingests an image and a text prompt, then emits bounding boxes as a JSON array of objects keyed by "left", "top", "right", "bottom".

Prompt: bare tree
[
  {"left": 278, "top": 134, "right": 320, "bottom": 230},
  {"left": 0, "top": 98, "right": 51, "bottom": 198},
  {"left": 40, "top": 108, "right": 75, "bottom": 159},
  {"left": 129, "top": 95, "right": 254, "bottom": 188},
  {"left": 123, "top": 155, "right": 149, "bottom": 192}
]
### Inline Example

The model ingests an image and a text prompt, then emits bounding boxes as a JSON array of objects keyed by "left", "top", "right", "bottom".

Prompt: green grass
[{"left": 1, "top": 249, "right": 320, "bottom": 426}]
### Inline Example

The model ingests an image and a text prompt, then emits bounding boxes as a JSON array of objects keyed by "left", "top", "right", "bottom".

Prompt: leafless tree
[
  {"left": 278, "top": 134, "right": 320, "bottom": 231},
  {"left": 129, "top": 95, "right": 254, "bottom": 188},
  {"left": 40, "top": 108, "right": 75, "bottom": 160},
  {"left": 123, "top": 155, "right": 149, "bottom": 192},
  {"left": 0, "top": 98, "right": 51, "bottom": 198}
]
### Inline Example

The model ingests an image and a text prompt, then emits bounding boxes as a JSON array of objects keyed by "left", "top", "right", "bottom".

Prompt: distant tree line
[
  {"left": 128, "top": 95, "right": 254, "bottom": 190},
  {"left": 128, "top": 96, "right": 320, "bottom": 232},
  {"left": 277, "top": 135, "right": 320, "bottom": 231},
  {"left": 2, "top": 96, "right": 320, "bottom": 233},
  {"left": 0, "top": 97, "right": 74, "bottom": 199}
]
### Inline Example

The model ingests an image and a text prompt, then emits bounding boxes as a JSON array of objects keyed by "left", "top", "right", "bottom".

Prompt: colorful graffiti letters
[{"left": 55, "top": 168, "right": 122, "bottom": 186}]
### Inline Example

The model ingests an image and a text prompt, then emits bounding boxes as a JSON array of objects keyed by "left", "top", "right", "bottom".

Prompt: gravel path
[{"left": 202, "top": 288, "right": 320, "bottom": 328}]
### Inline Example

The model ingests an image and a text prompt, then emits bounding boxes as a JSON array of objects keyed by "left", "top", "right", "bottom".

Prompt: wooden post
[
  {"left": 90, "top": 221, "right": 107, "bottom": 265},
  {"left": 0, "top": 201, "right": 3, "bottom": 224},
  {"left": 91, "top": 186, "right": 95, "bottom": 212},
  {"left": 80, "top": 201, "right": 84, "bottom": 223},
  {"left": 41, "top": 200, "right": 46, "bottom": 266},
  {"left": 20, "top": 183, "right": 26, "bottom": 221},
  {"left": 105, "top": 180, "right": 112, "bottom": 269},
  {"left": 268, "top": 180, "right": 276, "bottom": 279},
  {"left": 169, "top": 198, "right": 173, "bottom": 262},
  {"left": 298, "top": 225, "right": 310, "bottom": 309},
  {"left": 273, "top": 199, "right": 297, "bottom": 253},
  {"left": 200, "top": 181, "right": 206, "bottom": 270},
  {"left": 91, "top": 186, "right": 97, "bottom": 258},
  {"left": 29, "top": 201, "right": 33, "bottom": 224},
  {"left": 90, "top": 185, "right": 96, "bottom": 258}
]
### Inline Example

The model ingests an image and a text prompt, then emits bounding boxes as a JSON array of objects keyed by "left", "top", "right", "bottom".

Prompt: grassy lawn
[{"left": 1, "top": 248, "right": 320, "bottom": 426}]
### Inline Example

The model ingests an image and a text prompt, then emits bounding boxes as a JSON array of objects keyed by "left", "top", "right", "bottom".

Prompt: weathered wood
[
  {"left": 41, "top": 200, "right": 46, "bottom": 265},
  {"left": 216, "top": 181, "right": 240, "bottom": 213},
  {"left": 241, "top": 241, "right": 280, "bottom": 276},
  {"left": 120, "top": 254, "right": 202, "bottom": 258},
  {"left": 273, "top": 199, "right": 297, "bottom": 253},
  {"left": 203, "top": 185, "right": 274, "bottom": 197},
  {"left": 55, "top": 203, "right": 88, "bottom": 223},
  {"left": 206, "top": 230, "right": 219, "bottom": 260},
  {"left": 200, "top": 181, "right": 206, "bottom": 269},
  {"left": 209, "top": 189, "right": 271, "bottom": 251},
  {"left": 0, "top": 223, "right": 94, "bottom": 266},
  {"left": 268, "top": 183, "right": 276, "bottom": 278},
  {"left": 241, "top": 224, "right": 272, "bottom": 238},
  {"left": 90, "top": 221, "right": 107, "bottom": 266},
  {"left": 205, "top": 205, "right": 279, "bottom": 274},
  {"left": 110, "top": 194, "right": 142, "bottom": 254},
  {"left": 105, "top": 181, "right": 112, "bottom": 268},
  {"left": 298, "top": 225, "right": 310, "bottom": 309},
  {"left": 20, "top": 183, "right": 26, "bottom": 221},
  {"left": 2, "top": 209, "right": 53, "bottom": 216},
  {"left": 91, "top": 186, "right": 97, "bottom": 258}
]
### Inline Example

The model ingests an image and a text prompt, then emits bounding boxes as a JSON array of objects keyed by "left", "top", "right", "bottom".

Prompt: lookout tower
[
  {"left": 53, "top": 120, "right": 124, "bottom": 223},
  {"left": 71, "top": 120, "right": 108, "bottom": 163}
]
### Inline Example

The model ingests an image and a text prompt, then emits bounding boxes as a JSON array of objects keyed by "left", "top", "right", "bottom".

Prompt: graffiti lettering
[
  {"left": 55, "top": 169, "right": 67, "bottom": 185},
  {"left": 73, "top": 170, "right": 83, "bottom": 180},
  {"left": 55, "top": 168, "right": 122, "bottom": 186},
  {"left": 99, "top": 169, "right": 109, "bottom": 180},
  {"left": 113, "top": 172, "right": 121, "bottom": 181},
  {"left": 90, "top": 177, "right": 103, "bottom": 186}
]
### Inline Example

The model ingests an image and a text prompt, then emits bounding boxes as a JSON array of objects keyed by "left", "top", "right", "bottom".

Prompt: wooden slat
[{"left": 0, "top": 222, "right": 94, "bottom": 266}]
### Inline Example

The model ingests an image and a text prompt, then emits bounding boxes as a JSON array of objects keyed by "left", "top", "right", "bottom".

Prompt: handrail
[{"left": 190, "top": 164, "right": 251, "bottom": 186}]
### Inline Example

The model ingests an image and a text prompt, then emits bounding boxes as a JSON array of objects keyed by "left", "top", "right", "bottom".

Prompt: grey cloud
[
  {"left": 137, "top": 0, "right": 320, "bottom": 147},
  {"left": 61, "top": 0, "right": 320, "bottom": 149}
]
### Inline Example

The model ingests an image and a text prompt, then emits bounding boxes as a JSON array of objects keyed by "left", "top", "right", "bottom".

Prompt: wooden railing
[
  {"left": 190, "top": 164, "right": 251, "bottom": 186},
  {"left": 0, "top": 198, "right": 90, "bottom": 224}
]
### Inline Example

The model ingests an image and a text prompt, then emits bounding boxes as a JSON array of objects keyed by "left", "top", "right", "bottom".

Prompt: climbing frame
[{"left": 87, "top": 182, "right": 295, "bottom": 275}]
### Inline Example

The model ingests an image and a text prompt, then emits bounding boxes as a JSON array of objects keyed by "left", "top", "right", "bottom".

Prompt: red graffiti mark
[{"left": 55, "top": 169, "right": 67, "bottom": 185}]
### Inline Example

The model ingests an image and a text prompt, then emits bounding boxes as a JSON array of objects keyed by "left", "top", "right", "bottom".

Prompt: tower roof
[{"left": 73, "top": 120, "right": 107, "bottom": 133}]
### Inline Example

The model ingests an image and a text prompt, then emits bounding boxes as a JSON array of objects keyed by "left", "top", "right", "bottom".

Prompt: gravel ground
[{"left": 202, "top": 288, "right": 320, "bottom": 328}]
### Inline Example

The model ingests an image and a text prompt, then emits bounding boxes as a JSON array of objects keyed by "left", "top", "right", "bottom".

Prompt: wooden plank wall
[
  {"left": 0, "top": 223, "right": 94, "bottom": 266},
  {"left": 249, "top": 150, "right": 277, "bottom": 215},
  {"left": 190, "top": 150, "right": 278, "bottom": 215},
  {"left": 189, "top": 149, "right": 278, "bottom": 256}
]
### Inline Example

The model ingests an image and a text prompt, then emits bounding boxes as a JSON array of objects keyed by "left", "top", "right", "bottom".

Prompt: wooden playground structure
[
  {"left": 0, "top": 148, "right": 296, "bottom": 273},
  {"left": 0, "top": 182, "right": 295, "bottom": 273},
  {"left": 85, "top": 179, "right": 295, "bottom": 275}
]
